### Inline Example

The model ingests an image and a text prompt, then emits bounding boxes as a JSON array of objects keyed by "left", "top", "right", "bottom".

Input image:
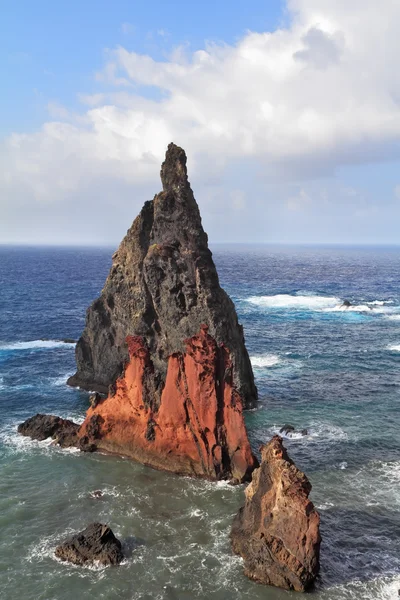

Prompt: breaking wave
[
  {"left": 0, "top": 340, "right": 75, "bottom": 352},
  {"left": 247, "top": 293, "right": 339, "bottom": 310},
  {"left": 250, "top": 354, "right": 281, "bottom": 368},
  {"left": 247, "top": 293, "right": 398, "bottom": 315},
  {"left": 387, "top": 344, "right": 400, "bottom": 352}
]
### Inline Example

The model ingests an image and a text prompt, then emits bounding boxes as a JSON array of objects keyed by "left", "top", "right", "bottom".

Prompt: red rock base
[{"left": 78, "top": 325, "right": 257, "bottom": 482}]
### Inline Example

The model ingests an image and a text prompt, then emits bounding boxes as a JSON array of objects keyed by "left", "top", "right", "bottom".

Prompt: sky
[{"left": 2, "top": 0, "right": 400, "bottom": 246}]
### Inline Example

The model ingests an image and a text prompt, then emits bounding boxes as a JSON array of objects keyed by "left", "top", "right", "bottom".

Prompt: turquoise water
[{"left": 1, "top": 245, "right": 400, "bottom": 599}]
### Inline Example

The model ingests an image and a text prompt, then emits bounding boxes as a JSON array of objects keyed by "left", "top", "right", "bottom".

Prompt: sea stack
[
  {"left": 231, "top": 436, "right": 321, "bottom": 591},
  {"left": 68, "top": 143, "right": 258, "bottom": 481}
]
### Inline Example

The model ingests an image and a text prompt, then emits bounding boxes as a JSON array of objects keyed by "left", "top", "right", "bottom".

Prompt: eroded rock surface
[
  {"left": 78, "top": 325, "right": 257, "bottom": 482},
  {"left": 67, "top": 143, "right": 257, "bottom": 410},
  {"left": 231, "top": 436, "right": 321, "bottom": 591},
  {"left": 54, "top": 523, "right": 123, "bottom": 566}
]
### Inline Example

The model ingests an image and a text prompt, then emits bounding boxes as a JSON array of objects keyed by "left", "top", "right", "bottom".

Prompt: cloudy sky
[{"left": 2, "top": 0, "right": 400, "bottom": 245}]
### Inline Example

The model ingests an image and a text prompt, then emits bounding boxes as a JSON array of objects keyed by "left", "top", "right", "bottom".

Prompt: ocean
[{"left": 0, "top": 244, "right": 399, "bottom": 600}]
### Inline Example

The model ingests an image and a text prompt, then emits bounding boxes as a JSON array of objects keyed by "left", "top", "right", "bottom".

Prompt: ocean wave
[
  {"left": 49, "top": 372, "right": 75, "bottom": 387},
  {"left": 387, "top": 344, "right": 400, "bottom": 351},
  {"left": 247, "top": 293, "right": 340, "bottom": 310},
  {"left": 246, "top": 293, "right": 398, "bottom": 315},
  {"left": 323, "top": 303, "right": 395, "bottom": 314},
  {"left": 250, "top": 354, "right": 281, "bottom": 368},
  {"left": 266, "top": 422, "right": 348, "bottom": 443},
  {"left": 0, "top": 340, "right": 75, "bottom": 352}
]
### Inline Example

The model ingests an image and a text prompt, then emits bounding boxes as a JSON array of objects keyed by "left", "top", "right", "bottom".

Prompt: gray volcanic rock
[
  {"left": 231, "top": 436, "right": 321, "bottom": 592},
  {"left": 55, "top": 523, "right": 123, "bottom": 566},
  {"left": 68, "top": 143, "right": 257, "bottom": 409}
]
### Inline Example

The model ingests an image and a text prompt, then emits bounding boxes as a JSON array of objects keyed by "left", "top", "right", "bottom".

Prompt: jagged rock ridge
[
  {"left": 231, "top": 436, "right": 321, "bottom": 591},
  {"left": 67, "top": 143, "right": 257, "bottom": 410}
]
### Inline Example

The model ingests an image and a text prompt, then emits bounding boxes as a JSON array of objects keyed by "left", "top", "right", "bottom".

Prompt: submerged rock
[
  {"left": 279, "top": 424, "right": 308, "bottom": 437},
  {"left": 55, "top": 523, "right": 123, "bottom": 566},
  {"left": 279, "top": 424, "right": 295, "bottom": 435},
  {"left": 67, "top": 143, "right": 257, "bottom": 411},
  {"left": 231, "top": 436, "right": 321, "bottom": 592},
  {"left": 17, "top": 414, "right": 80, "bottom": 448}
]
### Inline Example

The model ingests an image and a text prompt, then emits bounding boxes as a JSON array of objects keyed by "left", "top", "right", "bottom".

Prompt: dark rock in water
[
  {"left": 279, "top": 424, "right": 295, "bottom": 435},
  {"left": 17, "top": 414, "right": 79, "bottom": 448},
  {"left": 67, "top": 142, "right": 257, "bottom": 411},
  {"left": 62, "top": 338, "right": 76, "bottom": 344},
  {"left": 17, "top": 414, "right": 96, "bottom": 452},
  {"left": 55, "top": 523, "right": 123, "bottom": 566},
  {"left": 231, "top": 436, "right": 321, "bottom": 592},
  {"left": 342, "top": 300, "right": 351, "bottom": 308},
  {"left": 279, "top": 424, "right": 308, "bottom": 437},
  {"left": 90, "top": 490, "right": 103, "bottom": 499}
]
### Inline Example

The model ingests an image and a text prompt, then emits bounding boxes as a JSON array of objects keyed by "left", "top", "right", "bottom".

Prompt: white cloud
[{"left": 2, "top": 0, "right": 400, "bottom": 243}]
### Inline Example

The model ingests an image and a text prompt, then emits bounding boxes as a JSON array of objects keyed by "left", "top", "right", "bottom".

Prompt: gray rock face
[
  {"left": 68, "top": 143, "right": 257, "bottom": 409},
  {"left": 55, "top": 523, "right": 123, "bottom": 566}
]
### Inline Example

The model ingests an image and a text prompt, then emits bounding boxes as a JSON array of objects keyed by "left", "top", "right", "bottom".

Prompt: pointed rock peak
[{"left": 160, "top": 142, "right": 189, "bottom": 192}]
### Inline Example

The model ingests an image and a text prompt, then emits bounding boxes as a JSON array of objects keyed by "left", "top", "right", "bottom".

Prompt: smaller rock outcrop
[
  {"left": 17, "top": 414, "right": 80, "bottom": 448},
  {"left": 279, "top": 424, "right": 308, "bottom": 437},
  {"left": 231, "top": 436, "right": 321, "bottom": 592},
  {"left": 55, "top": 523, "right": 123, "bottom": 566},
  {"left": 279, "top": 424, "right": 295, "bottom": 435}
]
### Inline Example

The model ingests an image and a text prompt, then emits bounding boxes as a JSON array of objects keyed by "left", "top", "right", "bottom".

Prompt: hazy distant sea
[{"left": 1, "top": 244, "right": 400, "bottom": 600}]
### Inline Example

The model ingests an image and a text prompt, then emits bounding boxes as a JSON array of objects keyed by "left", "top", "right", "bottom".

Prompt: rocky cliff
[
  {"left": 67, "top": 143, "right": 257, "bottom": 411},
  {"left": 231, "top": 436, "right": 321, "bottom": 591}
]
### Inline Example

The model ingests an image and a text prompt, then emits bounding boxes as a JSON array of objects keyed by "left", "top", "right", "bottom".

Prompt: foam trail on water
[
  {"left": 0, "top": 340, "right": 75, "bottom": 351},
  {"left": 387, "top": 344, "right": 400, "bottom": 351},
  {"left": 250, "top": 354, "right": 281, "bottom": 368},
  {"left": 247, "top": 294, "right": 340, "bottom": 310}
]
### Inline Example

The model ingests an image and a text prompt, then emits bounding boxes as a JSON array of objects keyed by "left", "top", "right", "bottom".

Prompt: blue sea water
[{"left": 1, "top": 244, "right": 400, "bottom": 600}]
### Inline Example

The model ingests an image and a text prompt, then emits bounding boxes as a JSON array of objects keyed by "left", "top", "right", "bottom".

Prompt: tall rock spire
[
  {"left": 68, "top": 142, "right": 257, "bottom": 410},
  {"left": 67, "top": 143, "right": 258, "bottom": 480}
]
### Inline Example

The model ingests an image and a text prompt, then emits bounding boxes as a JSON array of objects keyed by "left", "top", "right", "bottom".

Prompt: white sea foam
[
  {"left": 387, "top": 344, "right": 400, "bottom": 351},
  {"left": 50, "top": 372, "right": 75, "bottom": 387},
  {"left": 323, "top": 303, "right": 394, "bottom": 314},
  {"left": 247, "top": 293, "right": 340, "bottom": 310},
  {"left": 267, "top": 421, "right": 348, "bottom": 443},
  {"left": 0, "top": 340, "right": 75, "bottom": 351},
  {"left": 250, "top": 354, "right": 281, "bottom": 368},
  {"left": 246, "top": 293, "right": 398, "bottom": 317},
  {"left": 387, "top": 314, "right": 400, "bottom": 321}
]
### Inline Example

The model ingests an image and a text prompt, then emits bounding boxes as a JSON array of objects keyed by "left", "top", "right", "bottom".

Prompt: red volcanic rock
[
  {"left": 231, "top": 436, "right": 321, "bottom": 591},
  {"left": 78, "top": 325, "right": 257, "bottom": 482}
]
